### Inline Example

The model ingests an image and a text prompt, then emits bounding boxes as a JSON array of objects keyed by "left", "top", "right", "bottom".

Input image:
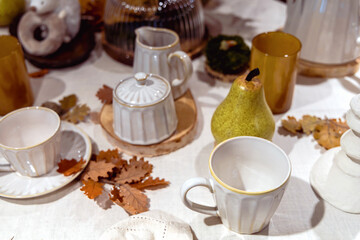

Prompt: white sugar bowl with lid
[{"left": 113, "top": 72, "right": 178, "bottom": 145}]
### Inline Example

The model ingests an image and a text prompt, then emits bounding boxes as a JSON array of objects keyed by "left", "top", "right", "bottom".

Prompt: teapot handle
[{"left": 168, "top": 51, "right": 193, "bottom": 95}]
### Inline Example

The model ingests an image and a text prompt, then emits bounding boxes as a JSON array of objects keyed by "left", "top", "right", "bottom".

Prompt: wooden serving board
[{"left": 99, "top": 90, "right": 197, "bottom": 157}]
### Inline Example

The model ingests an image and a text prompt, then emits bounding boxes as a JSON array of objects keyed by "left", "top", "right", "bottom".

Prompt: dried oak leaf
[
  {"left": 128, "top": 156, "right": 153, "bottom": 175},
  {"left": 313, "top": 118, "right": 349, "bottom": 150},
  {"left": 109, "top": 186, "right": 138, "bottom": 215},
  {"left": 97, "top": 149, "right": 127, "bottom": 167},
  {"left": 57, "top": 158, "right": 86, "bottom": 176},
  {"left": 114, "top": 164, "right": 148, "bottom": 184},
  {"left": 281, "top": 116, "right": 302, "bottom": 134},
  {"left": 300, "top": 115, "right": 323, "bottom": 135},
  {"left": 119, "top": 184, "right": 149, "bottom": 215},
  {"left": 97, "top": 149, "right": 119, "bottom": 162},
  {"left": 28, "top": 69, "right": 49, "bottom": 78},
  {"left": 96, "top": 85, "right": 113, "bottom": 104},
  {"left": 114, "top": 157, "right": 152, "bottom": 184},
  {"left": 82, "top": 160, "right": 116, "bottom": 181},
  {"left": 81, "top": 179, "right": 104, "bottom": 199},
  {"left": 62, "top": 104, "right": 90, "bottom": 123},
  {"left": 109, "top": 185, "right": 121, "bottom": 202},
  {"left": 131, "top": 177, "right": 170, "bottom": 191},
  {"left": 41, "top": 101, "right": 63, "bottom": 116},
  {"left": 59, "top": 94, "right": 78, "bottom": 111}
]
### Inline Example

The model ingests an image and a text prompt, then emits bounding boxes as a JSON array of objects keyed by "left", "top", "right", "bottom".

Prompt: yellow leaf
[
  {"left": 313, "top": 118, "right": 349, "bottom": 149},
  {"left": 281, "top": 116, "right": 302, "bottom": 134},
  {"left": 62, "top": 104, "right": 90, "bottom": 123},
  {"left": 300, "top": 115, "right": 323, "bottom": 135},
  {"left": 59, "top": 94, "right": 77, "bottom": 111}
]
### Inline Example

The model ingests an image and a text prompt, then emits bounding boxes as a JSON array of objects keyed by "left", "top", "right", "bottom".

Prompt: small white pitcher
[{"left": 133, "top": 27, "right": 193, "bottom": 99}]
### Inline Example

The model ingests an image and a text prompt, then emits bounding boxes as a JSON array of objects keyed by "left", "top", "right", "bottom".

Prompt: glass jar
[{"left": 102, "top": 0, "right": 205, "bottom": 65}]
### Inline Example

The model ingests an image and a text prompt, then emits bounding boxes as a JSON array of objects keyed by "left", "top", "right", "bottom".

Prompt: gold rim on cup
[{"left": 208, "top": 136, "right": 292, "bottom": 195}]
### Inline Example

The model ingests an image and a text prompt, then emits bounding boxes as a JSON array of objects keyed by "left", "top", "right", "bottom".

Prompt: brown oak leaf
[
  {"left": 313, "top": 118, "right": 349, "bottom": 149},
  {"left": 28, "top": 69, "right": 49, "bottom": 78},
  {"left": 281, "top": 116, "right": 302, "bottom": 134},
  {"left": 96, "top": 85, "right": 113, "bottom": 104},
  {"left": 80, "top": 179, "right": 104, "bottom": 199},
  {"left": 131, "top": 177, "right": 170, "bottom": 191},
  {"left": 109, "top": 186, "right": 121, "bottom": 202},
  {"left": 114, "top": 157, "right": 152, "bottom": 184},
  {"left": 41, "top": 101, "right": 63, "bottom": 116},
  {"left": 300, "top": 115, "right": 323, "bottom": 135},
  {"left": 62, "top": 104, "right": 90, "bottom": 123},
  {"left": 109, "top": 186, "right": 138, "bottom": 215},
  {"left": 97, "top": 149, "right": 127, "bottom": 167},
  {"left": 82, "top": 160, "right": 116, "bottom": 181},
  {"left": 57, "top": 158, "right": 86, "bottom": 176},
  {"left": 119, "top": 184, "right": 149, "bottom": 215},
  {"left": 59, "top": 94, "right": 78, "bottom": 111},
  {"left": 128, "top": 156, "right": 153, "bottom": 175},
  {"left": 114, "top": 164, "right": 148, "bottom": 184}
]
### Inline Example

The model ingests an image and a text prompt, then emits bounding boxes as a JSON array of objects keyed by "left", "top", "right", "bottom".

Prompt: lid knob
[{"left": 135, "top": 72, "right": 148, "bottom": 86}]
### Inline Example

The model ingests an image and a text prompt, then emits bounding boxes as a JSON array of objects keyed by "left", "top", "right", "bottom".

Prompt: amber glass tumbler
[
  {"left": 0, "top": 35, "right": 33, "bottom": 116},
  {"left": 250, "top": 32, "right": 301, "bottom": 114}
]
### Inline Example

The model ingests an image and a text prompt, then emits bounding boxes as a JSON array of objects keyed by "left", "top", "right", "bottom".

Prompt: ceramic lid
[{"left": 114, "top": 72, "right": 171, "bottom": 107}]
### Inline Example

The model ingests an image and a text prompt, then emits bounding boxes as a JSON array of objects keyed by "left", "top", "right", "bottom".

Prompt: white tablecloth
[{"left": 1, "top": 0, "right": 360, "bottom": 239}]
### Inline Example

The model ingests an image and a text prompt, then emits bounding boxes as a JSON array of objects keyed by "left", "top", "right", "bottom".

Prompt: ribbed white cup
[
  {"left": 0, "top": 107, "right": 61, "bottom": 177},
  {"left": 181, "top": 136, "right": 291, "bottom": 234}
]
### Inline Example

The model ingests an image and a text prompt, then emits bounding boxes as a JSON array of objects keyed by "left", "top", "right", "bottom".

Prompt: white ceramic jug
[
  {"left": 284, "top": 0, "right": 360, "bottom": 65},
  {"left": 133, "top": 27, "right": 193, "bottom": 99}
]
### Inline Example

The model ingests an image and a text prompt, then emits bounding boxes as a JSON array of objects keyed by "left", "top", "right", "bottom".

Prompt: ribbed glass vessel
[{"left": 103, "top": 0, "right": 205, "bottom": 65}]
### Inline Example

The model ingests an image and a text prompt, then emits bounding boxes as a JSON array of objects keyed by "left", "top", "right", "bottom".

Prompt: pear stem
[{"left": 245, "top": 68, "right": 260, "bottom": 81}]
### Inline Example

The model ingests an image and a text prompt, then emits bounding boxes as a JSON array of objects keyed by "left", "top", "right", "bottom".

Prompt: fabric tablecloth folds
[{"left": 100, "top": 210, "right": 194, "bottom": 240}]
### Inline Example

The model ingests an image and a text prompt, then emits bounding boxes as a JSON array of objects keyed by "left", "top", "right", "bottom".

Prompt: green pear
[
  {"left": 0, "top": 0, "right": 25, "bottom": 26},
  {"left": 211, "top": 68, "right": 275, "bottom": 144}
]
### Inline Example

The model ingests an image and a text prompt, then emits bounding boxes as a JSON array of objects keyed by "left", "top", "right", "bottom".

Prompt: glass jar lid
[{"left": 114, "top": 72, "right": 171, "bottom": 107}]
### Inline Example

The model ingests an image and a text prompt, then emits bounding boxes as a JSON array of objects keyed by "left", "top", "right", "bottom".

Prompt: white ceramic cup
[
  {"left": 0, "top": 107, "right": 62, "bottom": 177},
  {"left": 181, "top": 136, "right": 291, "bottom": 234},
  {"left": 133, "top": 26, "right": 193, "bottom": 99}
]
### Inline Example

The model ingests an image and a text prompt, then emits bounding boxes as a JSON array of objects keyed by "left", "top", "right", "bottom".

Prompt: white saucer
[{"left": 0, "top": 121, "right": 92, "bottom": 199}]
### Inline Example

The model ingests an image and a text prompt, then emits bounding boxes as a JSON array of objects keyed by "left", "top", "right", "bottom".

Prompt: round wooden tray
[
  {"left": 297, "top": 58, "right": 360, "bottom": 78},
  {"left": 205, "top": 63, "right": 248, "bottom": 83},
  {"left": 99, "top": 90, "right": 197, "bottom": 157}
]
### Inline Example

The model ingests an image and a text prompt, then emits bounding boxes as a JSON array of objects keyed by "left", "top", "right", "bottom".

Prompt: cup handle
[
  {"left": 167, "top": 51, "right": 193, "bottom": 90},
  {"left": 180, "top": 177, "right": 218, "bottom": 216},
  {"left": 0, "top": 152, "right": 14, "bottom": 172}
]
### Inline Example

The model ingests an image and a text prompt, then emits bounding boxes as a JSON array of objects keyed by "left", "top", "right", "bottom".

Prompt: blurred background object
[{"left": 102, "top": 0, "right": 205, "bottom": 65}]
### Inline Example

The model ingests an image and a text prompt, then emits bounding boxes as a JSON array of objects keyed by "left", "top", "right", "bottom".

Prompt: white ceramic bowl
[{"left": 113, "top": 72, "right": 178, "bottom": 145}]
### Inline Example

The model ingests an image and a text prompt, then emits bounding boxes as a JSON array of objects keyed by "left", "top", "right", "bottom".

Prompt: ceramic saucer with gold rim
[{"left": 0, "top": 121, "right": 91, "bottom": 199}]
